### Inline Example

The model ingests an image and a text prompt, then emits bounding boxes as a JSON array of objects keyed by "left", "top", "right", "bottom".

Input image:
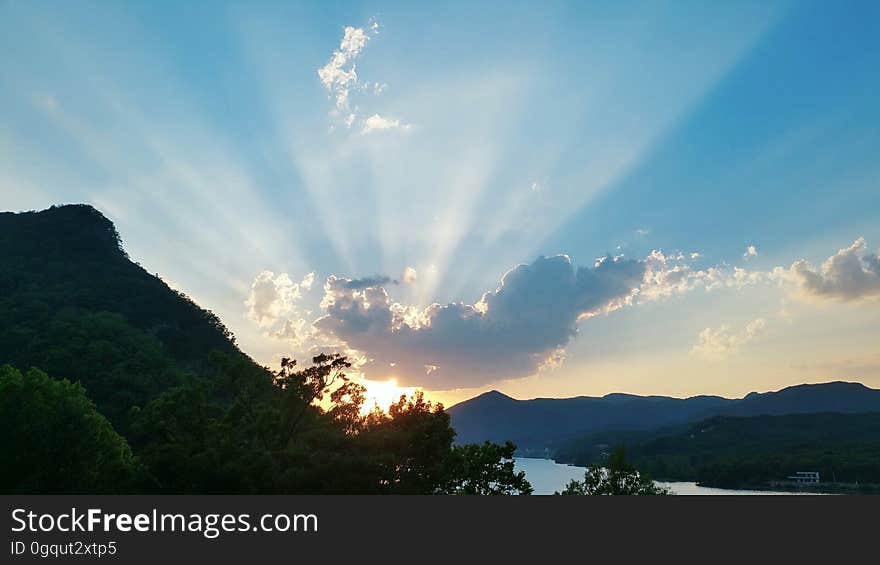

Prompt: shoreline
[{"left": 515, "top": 457, "right": 875, "bottom": 495}]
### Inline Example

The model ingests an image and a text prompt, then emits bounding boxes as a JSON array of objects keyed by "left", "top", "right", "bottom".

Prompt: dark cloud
[
  {"left": 315, "top": 254, "right": 646, "bottom": 389},
  {"left": 341, "top": 275, "right": 396, "bottom": 290}
]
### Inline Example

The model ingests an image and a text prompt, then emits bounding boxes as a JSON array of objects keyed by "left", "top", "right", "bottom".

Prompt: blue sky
[{"left": 2, "top": 0, "right": 879, "bottom": 404}]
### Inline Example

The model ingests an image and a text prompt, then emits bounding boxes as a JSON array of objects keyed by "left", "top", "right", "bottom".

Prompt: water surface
[{"left": 514, "top": 457, "right": 809, "bottom": 495}]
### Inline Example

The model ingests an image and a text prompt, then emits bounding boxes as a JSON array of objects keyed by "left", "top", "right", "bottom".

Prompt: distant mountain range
[{"left": 447, "top": 382, "right": 880, "bottom": 453}]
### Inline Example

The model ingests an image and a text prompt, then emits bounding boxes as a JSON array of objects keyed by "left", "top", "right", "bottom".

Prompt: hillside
[
  {"left": 0, "top": 204, "right": 251, "bottom": 423},
  {"left": 555, "top": 412, "right": 880, "bottom": 489},
  {"left": 448, "top": 382, "right": 880, "bottom": 451}
]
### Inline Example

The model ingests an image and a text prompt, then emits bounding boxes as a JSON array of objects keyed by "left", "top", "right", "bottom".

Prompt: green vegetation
[
  {"left": 0, "top": 205, "right": 238, "bottom": 428},
  {"left": 555, "top": 412, "right": 880, "bottom": 490},
  {"left": 557, "top": 447, "right": 670, "bottom": 495},
  {"left": 0, "top": 205, "right": 531, "bottom": 494},
  {"left": 0, "top": 365, "right": 139, "bottom": 493}
]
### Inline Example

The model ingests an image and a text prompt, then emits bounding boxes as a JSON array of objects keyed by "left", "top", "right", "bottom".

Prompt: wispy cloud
[
  {"left": 692, "top": 318, "right": 767, "bottom": 360},
  {"left": 317, "top": 24, "right": 374, "bottom": 112},
  {"left": 317, "top": 19, "right": 410, "bottom": 133},
  {"left": 361, "top": 113, "right": 411, "bottom": 135}
]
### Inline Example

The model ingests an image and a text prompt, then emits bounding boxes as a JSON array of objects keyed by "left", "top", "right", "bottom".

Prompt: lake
[{"left": 514, "top": 457, "right": 811, "bottom": 495}]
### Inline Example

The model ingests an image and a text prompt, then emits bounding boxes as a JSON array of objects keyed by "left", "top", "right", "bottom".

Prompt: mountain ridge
[{"left": 448, "top": 381, "right": 880, "bottom": 451}]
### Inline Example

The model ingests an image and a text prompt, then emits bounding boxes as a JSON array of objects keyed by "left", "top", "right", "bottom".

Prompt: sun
[{"left": 360, "top": 377, "right": 419, "bottom": 415}]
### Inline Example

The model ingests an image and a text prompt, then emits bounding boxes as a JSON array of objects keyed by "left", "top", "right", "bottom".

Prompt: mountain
[
  {"left": 447, "top": 389, "right": 734, "bottom": 451},
  {"left": 718, "top": 381, "right": 880, "bottom": 417},
  {"left": 447, "top": 382, "right": 880, "bottom": 452},
  {"left": 0, "top": 204, "right": 253, "bottom": 424}
]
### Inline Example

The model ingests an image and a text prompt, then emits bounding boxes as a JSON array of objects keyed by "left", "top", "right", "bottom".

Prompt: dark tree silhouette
[{"left": 558, "top": 447, "right": 670, "bottom": 495}]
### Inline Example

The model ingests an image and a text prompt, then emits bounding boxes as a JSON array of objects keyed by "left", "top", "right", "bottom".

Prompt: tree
[
  {"left": 440, "top": 441, "right": 533, "bottom": 495},
  {"left": 0, "top": 365, "right": 138, "bottom": 493},
  {"left": 558, "top": 447, "right": 670, "bottom": 495},
  {"left": 354, "top": 391, "right": 533, "bottom": 494}
]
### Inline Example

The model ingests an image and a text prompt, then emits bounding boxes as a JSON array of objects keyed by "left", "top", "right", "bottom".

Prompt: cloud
[
  {"left": 317, "top": 25, "right": 374, "bottom": 112},
  {"left": 339, "top": 274, "right": 394, "bottom": 290},
  {"left": 245, "top": 271, "right": 300, "bottom": 327},
  {"left": 402, "top": 266, "right": 418, "bottom": 285},
  {"left": 637, "top": 250, "right": 764, "bottom": 302},
  {"left": 300, "top": 272, "right": 316, "bottom": 291},
  {"left": 317, "top": 19, "right": 410, "bottom": 133},
  {"left": 314, "top": 254, "right": 646, "bottom": 388},
  {"left": 692, "top": 318, "right": 767, "bottom": 360},
  {"left": 744, "top": 245, "right": 758, "bottom": 259},
  {"left": 361, "top": 113, "right": 411, "bottom": 134},
  {"left": 778, "top": 238, "right": 880, "bottom": 302},
  {"left": 280, "top": 236, "right": 877, "bottom": 389},
  {"left": 245, "top": 270, "right": 315, "bottom": 330},
  {"left": 272, "top": 317, "right": 314, "bottom": 347}
]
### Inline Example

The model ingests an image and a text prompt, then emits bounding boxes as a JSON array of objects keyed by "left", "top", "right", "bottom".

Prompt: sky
[{"left": 2, "top": 0, "right": 879, "bottom": 407}]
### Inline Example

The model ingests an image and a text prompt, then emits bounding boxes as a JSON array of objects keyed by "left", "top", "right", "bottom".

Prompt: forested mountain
[
  {"left": 0, "top": 204, "right": 243, "bottom": 423},
  {"left": 0, "top": 204, "right": 530, "bottom": 495},
  {"left": 448, "top": 382, "right": 880, "bottom": 451},
  {"left": 554, "top": 412, "right": 880, "bottom": 489}
]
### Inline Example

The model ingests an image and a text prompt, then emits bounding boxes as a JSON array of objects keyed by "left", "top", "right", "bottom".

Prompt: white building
[{"left": 786, "top": 471, "right": 820, "bottom": 484}]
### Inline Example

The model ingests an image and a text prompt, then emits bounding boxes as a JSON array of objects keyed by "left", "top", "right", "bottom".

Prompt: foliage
[
  {"left": 440, "top": 441, "right": 533, "bottom": 495},
  {"left": 558, "top": 447, "right": 670, "bottom": 495},
  {"left": 0, "top": 365, "right": 139, "bottom": 493},
  {"left": 129, "top": 354, "right": 532, "bottom": 494}
]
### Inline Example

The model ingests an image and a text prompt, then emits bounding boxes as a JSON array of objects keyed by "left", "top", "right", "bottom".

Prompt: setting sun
[{"left": 360, "top": 378, "right": 420, "bottom": 414}]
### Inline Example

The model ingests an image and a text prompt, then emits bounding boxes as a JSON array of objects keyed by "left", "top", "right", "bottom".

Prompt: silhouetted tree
[
  {"left": 440, "top": 441, "right": 533, "bottom": 495},
  {"left": 558, "top": 447, "right": 670, "bottom": 495}
]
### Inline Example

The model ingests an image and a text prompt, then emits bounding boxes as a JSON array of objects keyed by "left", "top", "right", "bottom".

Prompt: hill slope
[{"left": 556, "top": 412, "right": 880, "bottom": 489}]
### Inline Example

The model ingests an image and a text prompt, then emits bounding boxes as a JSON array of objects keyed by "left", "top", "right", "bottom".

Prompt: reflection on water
[{"left": 514, "top": 457, "right": 812, "bottom": 495}]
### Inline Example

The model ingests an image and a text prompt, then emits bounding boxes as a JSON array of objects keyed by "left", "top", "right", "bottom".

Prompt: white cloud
[
  {"left": 245, "top": 271, "right": 301, "bottom": 327},
  {"left": 361, "top": 113, "right": 411, "bottom": 134},
  {"left": 776, "top": 238, "right": 880, "bottom": 302},
  {"left": 245, "top": 271, "right": 316, "bottom": 339},
  {"left": 402, "top": 266, "right": 418, "bottom": 284},
  {"left": 317, "top": 25, "right": 373, "bottom": 112},
  {"left": 316, "top": 19, "right": 410, "bottom": 133},
  {"left": 636, "top": 250, "right": 765, "bottom": 302},
  {"left": 692, "top": 318, "right": 767, "bottom": 360},
  {"left": 272, "top": 317, "right": 315, "bottom": 347}
]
